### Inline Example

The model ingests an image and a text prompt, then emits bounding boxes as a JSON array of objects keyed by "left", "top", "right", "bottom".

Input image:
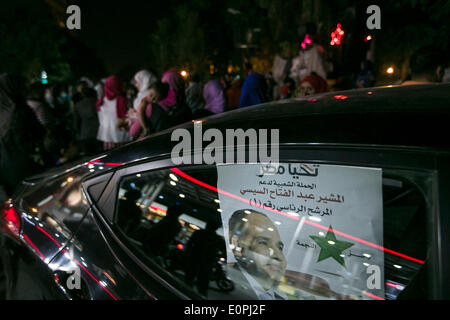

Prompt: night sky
[{"left": 71, "top": 0, "right": 171, "bottom": 74}]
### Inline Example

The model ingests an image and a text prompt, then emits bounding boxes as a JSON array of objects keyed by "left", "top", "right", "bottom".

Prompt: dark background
[{"left": 1, "top": 0, "right": 449, "bottom": 84}]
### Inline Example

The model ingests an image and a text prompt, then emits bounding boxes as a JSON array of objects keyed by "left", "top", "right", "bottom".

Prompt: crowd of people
[
  {"left": 1, "top": 22, "right": 449, "bottom": 201},
  {"left": 0, "top": 59, "right": 329, "bottom": 200}
]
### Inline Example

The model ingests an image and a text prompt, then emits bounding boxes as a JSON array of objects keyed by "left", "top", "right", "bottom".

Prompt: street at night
[{"left": 1, "top": 0, "right": 450, "bottom": 307}]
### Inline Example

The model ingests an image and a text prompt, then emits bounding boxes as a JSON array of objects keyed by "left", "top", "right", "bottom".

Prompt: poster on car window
[{"left": 217, "top": 162, "right": 384, "bottom": 300}]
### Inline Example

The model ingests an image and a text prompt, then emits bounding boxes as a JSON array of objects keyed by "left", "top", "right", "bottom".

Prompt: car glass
[{"left": 115, "top": 163, "right": 430, "bottom": 300}]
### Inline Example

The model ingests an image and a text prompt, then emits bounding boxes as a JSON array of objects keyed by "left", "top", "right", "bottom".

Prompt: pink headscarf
[
  {"left": 159, "top": 70, "right": 185, "bottom": 111},
  {"left": 96, "top": 75, "right": 128, "bottom": 118}
]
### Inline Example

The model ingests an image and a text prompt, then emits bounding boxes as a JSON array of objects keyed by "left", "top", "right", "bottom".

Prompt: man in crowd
[{"left": 402, "top": 46, "right": 447, "bottom": 85}]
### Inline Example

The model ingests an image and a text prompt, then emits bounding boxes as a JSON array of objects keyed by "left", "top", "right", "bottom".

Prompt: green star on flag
[{"left": 310, "top": 225, "right": 354, "bottom": 268}]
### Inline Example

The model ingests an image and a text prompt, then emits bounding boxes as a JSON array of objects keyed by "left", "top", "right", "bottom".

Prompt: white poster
[{"left": 217, "top": 162, "right": 384, "bottom": 300}]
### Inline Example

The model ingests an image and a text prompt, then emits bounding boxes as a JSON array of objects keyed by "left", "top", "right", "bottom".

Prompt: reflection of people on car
[
  {"left": 145, "top": 205, "right": 183, "bottom": 256},
  {"left": 117, "top": 189, "right": 143, "bottom": 237},
  {"left": 184, "top": 220, "right": 225, "bottom": 296}
]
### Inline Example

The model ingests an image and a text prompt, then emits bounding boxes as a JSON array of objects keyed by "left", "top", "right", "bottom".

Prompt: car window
[{"left": 114, "top": 163, "right": 431, "bottom": 300}]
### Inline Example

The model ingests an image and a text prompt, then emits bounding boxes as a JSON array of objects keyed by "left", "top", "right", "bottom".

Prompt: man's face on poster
[{"left": 231, "top": 212, "right": 287, "bottom": 289}]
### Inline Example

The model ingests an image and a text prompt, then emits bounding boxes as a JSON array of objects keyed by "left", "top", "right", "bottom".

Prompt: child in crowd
[{"left": 130, "top": 81, "right": 169, "bottom": 139}]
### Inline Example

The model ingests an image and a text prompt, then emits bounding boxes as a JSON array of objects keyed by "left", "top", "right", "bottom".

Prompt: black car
[{"left": 1, "top": 84, "right": 450, "bottom": 300}]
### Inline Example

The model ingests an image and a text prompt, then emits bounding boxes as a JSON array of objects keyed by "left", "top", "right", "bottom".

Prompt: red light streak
[
  {"left": 34, "top": 225, "right": 118, "bottom": 300},
  {"left": 363, "top": 291, "right": 384, "bottom": 300},
  {"left": 385, "top": 281, "right": 404, "bottom": 290},
  {"left": 62, "top": 249, "right": 117, "bottom": 300},
  {"left": 171, "top": 168, "right": 298, "bottom": 220},
  {"left": 304, "top": 221, "right": 424, "bottom": 264},
  {"left": 86, "top": 160, "right": 123, "bottom": 167},
  {"left": 171, "top": 168, "right": 425, "bottom": 265},
  {"left": 386, "top": 282, "right": 396, "bottom": 288},
  {"left": 149, "top": 204, "right": 166, "bottom": 213},
  {"left": 36, "top": 225, "right": 61, "bottom": 248},
  {"left": 23, "top": 234, "right": 45, "bottom": 260}
]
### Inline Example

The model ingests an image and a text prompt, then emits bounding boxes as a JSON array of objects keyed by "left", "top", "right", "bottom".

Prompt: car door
[{"left": 88, "top": 143, "right": 448, "bottom": 300}]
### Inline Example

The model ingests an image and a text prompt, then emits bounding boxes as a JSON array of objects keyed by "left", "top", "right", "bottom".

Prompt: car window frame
[{"left": 85, "top": 143, "right": 445, "bottom": 299}]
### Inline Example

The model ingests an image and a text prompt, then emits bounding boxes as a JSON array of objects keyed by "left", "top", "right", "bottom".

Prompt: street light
[
  {"left": 41, "top": 71, "right": 48, "bottom": 84},
  {"left": 180, "top": 70, "right": 188, "bottom": 78}
]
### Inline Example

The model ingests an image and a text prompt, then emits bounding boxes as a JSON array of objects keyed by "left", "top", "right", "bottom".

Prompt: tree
[
  {"left": 0, "top": 1, "right": 105, "bottom": 83},
  {"left": 370, "top": 0, "right": 450, "bottom": 81},
  {"left": 146, "top": 1, "right": 233, "bottom": 79}
]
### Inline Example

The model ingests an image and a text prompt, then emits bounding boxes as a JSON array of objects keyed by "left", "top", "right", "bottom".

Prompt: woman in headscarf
[
  {"left": 129, "top": 81, "right": 169, "bottom": 139},
  {"left": 158, "top": 70, "right": 184, "bottom": 109},
  {"left": 0, "top": 74, "right": 45, "bottom": 197},
  {"left": 126, "top": 70, "right": 157, "bottom": 128},
  {"left": 132, "top": 70, "right": 157, "bottom": 110},
  {"left": 161, "top": 70, "right": 192, "bottom": 125},
  {"left": 203, "top": 80, "right": 225, "bottom": 114},
  {"left": 96, "top": 75, "right": 131, "bottom": 150},
  {"left": 129, "top": 70, "right": 191, "bottom": 139},
  {"left": 296, "top": 73, "right": 328, "bottom": 97},
  {"left": 238, "top": 72, "right": 268, "bottom": 108}
]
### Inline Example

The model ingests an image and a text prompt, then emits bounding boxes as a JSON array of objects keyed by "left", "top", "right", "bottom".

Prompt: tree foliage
[
  {"left": 0, "top": 1, "right": 105, "bottom": 83},
  {"left": 147, "top": 1, "right": 233, "bottom": 79},
  {"left": 372, "top": 0, "right": 450, "bottom": 79}
]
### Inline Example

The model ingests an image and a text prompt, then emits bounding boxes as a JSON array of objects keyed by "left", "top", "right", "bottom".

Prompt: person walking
[{"left": 96, "top": 75, "right": 131, "bottom": 150}]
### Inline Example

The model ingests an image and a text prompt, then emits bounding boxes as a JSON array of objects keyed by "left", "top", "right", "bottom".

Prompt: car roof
[{"left": 98, "top": 83, "right": 450, "bottom": 166}]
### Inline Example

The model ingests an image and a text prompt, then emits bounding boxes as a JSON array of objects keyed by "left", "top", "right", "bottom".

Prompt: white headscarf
[
  {"left": 79, "top": 76, "right": 94, "bottom": 88},
  {"left": 133, "top": 70, "right": 157, "bottom": 110}
]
